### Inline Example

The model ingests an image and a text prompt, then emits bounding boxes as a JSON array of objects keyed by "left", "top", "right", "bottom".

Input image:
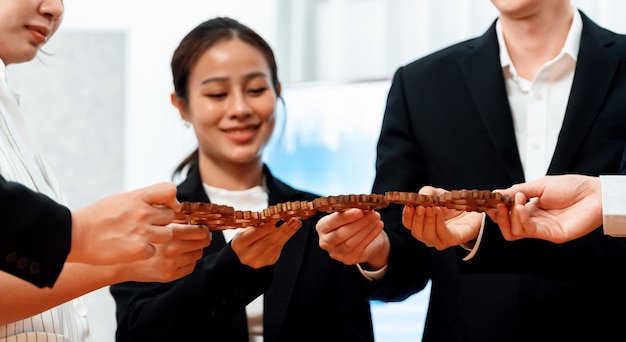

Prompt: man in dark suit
[
  {"left": 316, "top": 1, "right": 626, "bottom": 341},
  {"left": 0, "top": 176, "right": 202, "bottom": 288}
]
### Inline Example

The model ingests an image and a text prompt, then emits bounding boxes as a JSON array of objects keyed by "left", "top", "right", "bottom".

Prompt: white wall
[{"left": 61, "top": 1, "right": 283, "bottom": 192}]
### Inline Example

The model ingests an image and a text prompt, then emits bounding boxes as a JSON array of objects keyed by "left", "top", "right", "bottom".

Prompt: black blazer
[
  {"left": 369, "top": 11, "right": 626, "bottom": 342},
  {"left": 0, "top": 175, "right": 71, "bottom": 288},
  {"left": 111, "top": 163, "right": 376, "bottom": 342}
]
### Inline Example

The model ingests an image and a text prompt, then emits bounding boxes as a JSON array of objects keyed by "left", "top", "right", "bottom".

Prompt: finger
[
  {"left": 184, "top": 235, "right": 212, "bottom": 252},
  {"left": 418, "top": 185, "right": 445, "bottom": 197},
  {"left": 493, "top": 203, "right": 515, "bottom": 240},
  {"left": 244, "top": 219, "right": 302, "bottom": 268},
  {"left": 165, "top": 231, "right": 212, "bottom": 253},
  {"left": 272, "top": 218, "right": 302, "bottom": 246},
  {"left": 418, "top": 207, "right": 440, "bottom": 245},
  {"left": 144, "top": 202, "right": 178, "bottom": 227},
  {"left": 406, "top": 206, "right": 426, "bottom": 240},
  {"left": 418, "top": 185, "right": 436, "bottom": 195},
  {"left": 510, "top": 202, "right": 534, "bottom": 237},
  {"left": 485, "top": 207, "right": 497, "bottom": 223},
  {"left": 505, "top": 178, "right": 546, "bottom": 200},
  {"left": 321, "top": 210, "right": 379, "bottom": 247},
  {"left": 402, "top": 205, "right": 416, "bottom": 231},
  {"left": 169, "top": 250, "right": 204, "bottom": 279},
  {"left": 139, "top": 182, "right": 181, "bottom": 211},
  {"left": 432, "top": 207, "right": 449, "bottom": 249},
  {"left": 353, "top": 219, "right": 384, "bottom": 254},
  {"left": 338, "top": 213, "right": 384, "bottom": 254},
  {"left": 178, "top": 236, "right": 212, "bottom": 255},
  {"left": 168, "top": 223, "right": 211, "bottom": 241},
  {"left": 144, "top": 209, "right": 180, "bottom": 244},
  {"left": 514, "top": 191, "right": 528, "bottom": 206},
  {"left": 174, "top": 263, "right": 197, "bottom": 279},
  {"left": 316, "top": 209, "right": 364, "bottom": 234},
  {"left": 509, "top": 192, "right": 530, "bottom": 237},
  {"left": 231, "top": 223, "right": 272, "bottom": 248}
]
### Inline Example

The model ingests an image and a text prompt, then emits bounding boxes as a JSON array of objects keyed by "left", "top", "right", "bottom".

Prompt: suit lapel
[
  {"left": 548, "top": 12, "right": 619, "bottom": 173},
  {"left": 176, "top": 164, "right": 227, "bottom": 252},
  {"left": 178, "top": 164, "right": 308, "bottom": 339},
  {"left": 264, "top": 224, "right": 308, "bottom": 340},
  {"left": 176, "top": 163, "right": 246, "bottom": 338},
  {"left": 459, "top": 22, "right": 525, "bottom": 183},
  {"left": 263, "top": 169, "right": 310, "bottom": 341}
]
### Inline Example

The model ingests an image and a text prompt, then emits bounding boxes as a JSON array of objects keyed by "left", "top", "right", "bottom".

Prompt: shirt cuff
[
  {"left": 461, "top": 212, "right": 486, "bottom": 261},
  {"left": 357, "top": 263, "right": 387, "bottom": 281},
  {"left": 601, "top": 175, "right": 626, "bottom": 237}
]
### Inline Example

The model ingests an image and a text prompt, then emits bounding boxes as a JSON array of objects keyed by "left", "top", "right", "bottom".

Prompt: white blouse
[
  {"left": 0, "top": 62, "right": 91, "bottom": 342},
  {"left": 204, "top": 183, "right": 268, "bottom": 342}
]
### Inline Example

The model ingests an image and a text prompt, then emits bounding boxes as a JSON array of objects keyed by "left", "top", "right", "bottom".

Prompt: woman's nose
[
  {"left": 40, "top": 0, "right": 64, "bottom": 21},
  {"left": 228, "top": 94, "right": 252, "bottom": 118}
]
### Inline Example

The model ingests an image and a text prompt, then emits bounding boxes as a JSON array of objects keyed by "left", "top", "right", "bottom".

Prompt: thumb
[
  {"left": 137, "top": 182, "right": 181, "bottom": 211},
  {"left": 502, "top": 179, "right": 545, "bottom": 200}
]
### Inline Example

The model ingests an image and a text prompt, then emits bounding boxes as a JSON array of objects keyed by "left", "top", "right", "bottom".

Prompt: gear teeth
[{"left": 175, "top": 189, "right": 513, "bottom": 231}]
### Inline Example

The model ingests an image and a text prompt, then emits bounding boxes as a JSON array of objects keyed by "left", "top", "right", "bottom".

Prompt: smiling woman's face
[
  {"left": 0, "top": 0, "right": 64, "bottom": 65},
  {"left": 173, "top": 38, "right": 278, "bottom": 167}
]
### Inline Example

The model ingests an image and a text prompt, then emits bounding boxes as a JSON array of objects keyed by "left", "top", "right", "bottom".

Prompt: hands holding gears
[{"left": 175, "top": 189, "right": 513, "bottom": 230}]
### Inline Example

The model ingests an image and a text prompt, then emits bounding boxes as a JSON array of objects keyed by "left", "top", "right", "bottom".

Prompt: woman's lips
[
  {"left": 27, "top": 26, "right": 49, "bottom": 44},
  {"left": 223, "top": 125, "right": 259, "bottom": 143}
]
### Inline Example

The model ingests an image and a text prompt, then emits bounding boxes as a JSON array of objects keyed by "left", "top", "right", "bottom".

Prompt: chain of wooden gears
[{"left": 173, "top": 189, "right": 514, "bottom": 231}]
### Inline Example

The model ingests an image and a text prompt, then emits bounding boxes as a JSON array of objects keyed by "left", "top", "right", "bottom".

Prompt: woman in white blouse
[{"left": 0, "top": 1, "right": 211, "bottom": 341}]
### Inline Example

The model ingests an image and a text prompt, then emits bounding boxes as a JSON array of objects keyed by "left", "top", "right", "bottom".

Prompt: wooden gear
[{"left": 174, "top": 189, "right": 514, "bottom": 231}]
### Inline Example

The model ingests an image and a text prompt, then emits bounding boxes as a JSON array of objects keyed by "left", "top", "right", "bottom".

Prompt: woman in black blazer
[
  {"left": 110, "top": 17, "right": 375, "bottom": 342},
  {"left": 0, "top": 176, "right": 71, "bottom": 288}
]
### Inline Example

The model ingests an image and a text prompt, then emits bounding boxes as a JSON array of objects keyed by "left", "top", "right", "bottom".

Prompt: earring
[{"left": 183, "top": 120, "right": 190, "bottom": 128}]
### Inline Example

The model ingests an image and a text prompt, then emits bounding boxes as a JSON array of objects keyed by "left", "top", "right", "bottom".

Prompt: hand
[
  {"left": 231, "top": 218, "right": 302, "bottom": 269},
  {"left": 117, "top": 223, "right": 211, "bottom": 282},
  {"left": 486, "top": 175, "right": 603, "bottom": 243},
  {"left": 67, "top": 182, "right": 182, "bottom": 265},
  {"left": 404, "top": 186, "right": 483, "bottom": 250},
  {"left": 316, "top": 209, "right": 389, "bottom": 270}
]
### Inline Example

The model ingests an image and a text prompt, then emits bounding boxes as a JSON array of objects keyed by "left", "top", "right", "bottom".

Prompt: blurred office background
[{"left": 7, "top": 0, "right": 625, "bottom": 340}]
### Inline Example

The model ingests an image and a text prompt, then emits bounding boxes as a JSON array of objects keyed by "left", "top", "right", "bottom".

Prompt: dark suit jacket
[
  {"left": 369, "top": 11, "right": 626, "bottom": 342},
  {"left": 0, "top": 175, "right": 71, "bottom": 288},
  {"left": 111, "top": 163, "right": 375, "bottom": 342}
]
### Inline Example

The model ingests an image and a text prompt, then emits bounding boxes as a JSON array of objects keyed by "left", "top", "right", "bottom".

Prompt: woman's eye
[
  {"left": 248, "top": 87, "right": 267, "bottom": 95},
  {"left": 207, "top": 93, "right": 226, "bottom": 99}
]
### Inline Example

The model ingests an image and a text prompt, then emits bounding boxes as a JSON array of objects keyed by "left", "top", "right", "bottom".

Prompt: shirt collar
[
  {"left": 0, "top": 59, "right": 6, "bottom": 81},
  {"left": 497, "top": 7, "right": 582, "bottom": 69}
]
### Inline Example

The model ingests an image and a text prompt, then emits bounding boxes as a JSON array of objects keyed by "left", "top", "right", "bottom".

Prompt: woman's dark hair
[{"left": 171, "top": 17, "right": 281, "bottom": 179}]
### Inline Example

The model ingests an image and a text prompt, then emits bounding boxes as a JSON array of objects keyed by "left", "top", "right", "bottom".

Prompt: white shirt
[
  {"left": 0, "top": 62, "right": 91, "bottom": 341},
  {"left": 466, "top": 8, "right": 581, "bottom": 259},
  {"left": 499, "top": 9, "right": 581, "bottom": 182},
  {"left": 600, "top": 175, "right": 626, "bottom": 237},
  {"left": 204, "top": 183, "right": 269, "bottom": 342}
]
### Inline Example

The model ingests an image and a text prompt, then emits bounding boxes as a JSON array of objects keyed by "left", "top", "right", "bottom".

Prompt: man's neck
[{"left": 500, "top": 7, "right": 573, "bottom": 80}]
